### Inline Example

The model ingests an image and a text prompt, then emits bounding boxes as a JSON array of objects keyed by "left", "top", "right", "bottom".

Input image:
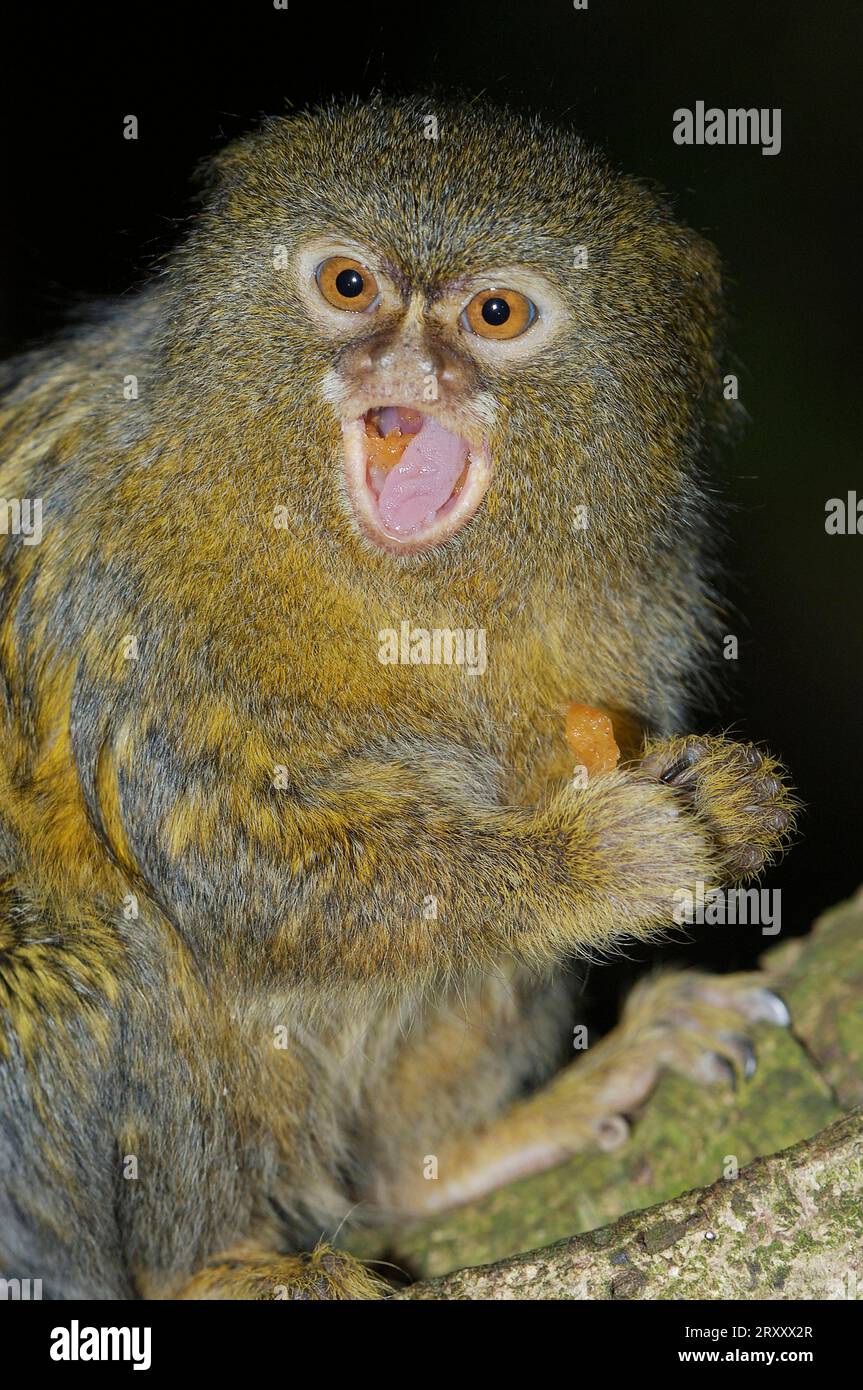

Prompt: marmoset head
[{"left": 158, "top": 94, "right": 727, "bottom": 586}]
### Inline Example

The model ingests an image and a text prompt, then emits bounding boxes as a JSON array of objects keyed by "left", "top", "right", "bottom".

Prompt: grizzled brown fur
[{"left": 0, "top": 96, "right": 794, "bottom": 1298}]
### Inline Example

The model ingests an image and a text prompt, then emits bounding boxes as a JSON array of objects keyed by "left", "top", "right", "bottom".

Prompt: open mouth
[{"left": 342, "top": 406, "right": 491, "bottom": 553}]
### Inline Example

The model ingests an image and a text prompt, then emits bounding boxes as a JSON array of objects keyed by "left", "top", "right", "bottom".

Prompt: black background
[{"left": 1, "top": 0, "right": 860, "bottom": 964}]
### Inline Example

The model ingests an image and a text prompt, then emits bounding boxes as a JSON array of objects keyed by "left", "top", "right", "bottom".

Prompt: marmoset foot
[{"left": 552, "top": 969, "right": 790, "bottom": 1151}]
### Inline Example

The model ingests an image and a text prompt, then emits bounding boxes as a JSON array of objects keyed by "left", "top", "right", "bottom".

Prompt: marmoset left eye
[{"left": 460, "top": 288, "right": 537, "bottom": 339}]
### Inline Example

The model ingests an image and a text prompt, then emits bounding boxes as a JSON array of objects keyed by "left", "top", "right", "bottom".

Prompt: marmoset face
[
  {"left": 171, "top": 97, "right": 723, "bottom": 576},
  {"left": 295, "top": 236, "right": 567, "bottom": 554}
]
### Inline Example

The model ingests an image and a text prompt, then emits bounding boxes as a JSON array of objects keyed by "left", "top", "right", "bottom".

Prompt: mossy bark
[
  {"left": 350, "top": 890, "right": 863, "bottom": 1288},
  {"left": 396, "top": 1110, "right": 863, "bottom": 1300}
]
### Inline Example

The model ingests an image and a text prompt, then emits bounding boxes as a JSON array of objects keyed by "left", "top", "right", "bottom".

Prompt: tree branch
[{"left": 396, "top": 1110, "right": 863, "bottom": 1299}]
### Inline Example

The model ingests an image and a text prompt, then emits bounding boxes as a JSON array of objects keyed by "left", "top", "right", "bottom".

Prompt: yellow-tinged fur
[{"left": 0, "top": 96, "right": 795, "bottom": 1299}]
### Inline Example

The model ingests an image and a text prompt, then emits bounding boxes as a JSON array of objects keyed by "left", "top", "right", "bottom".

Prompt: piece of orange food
[
  {"left": 364, "top": 423, "right": 415, "bottom": 473},
  {"left": 564, "top": 701, "right": 620, "bottom": 776}
]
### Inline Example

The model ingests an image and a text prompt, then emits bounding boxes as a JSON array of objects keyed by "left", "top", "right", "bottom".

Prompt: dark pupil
[
  {"left": 335, "top": 267, "right": 364, "bottom": 298},
  {"left": 481, "top": 296, "right": 510, "bottom": 326}
]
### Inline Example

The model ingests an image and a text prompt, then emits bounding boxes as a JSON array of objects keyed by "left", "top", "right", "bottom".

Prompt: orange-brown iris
[
  {"left": 316, "top": 256, "right": 380, "bottom": 312},
  {"left": 462, "top": 288, "right": 536, "bottom": 340}
]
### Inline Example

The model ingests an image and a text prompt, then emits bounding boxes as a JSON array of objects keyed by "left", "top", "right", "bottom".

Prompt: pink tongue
[{"left": 378, "top": 417, "right": 469, "bottom": 536}]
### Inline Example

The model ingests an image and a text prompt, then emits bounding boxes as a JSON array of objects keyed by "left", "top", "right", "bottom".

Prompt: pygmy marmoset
[{"left": 0, "top": 96, "right": 795, "bottom": 1298}]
